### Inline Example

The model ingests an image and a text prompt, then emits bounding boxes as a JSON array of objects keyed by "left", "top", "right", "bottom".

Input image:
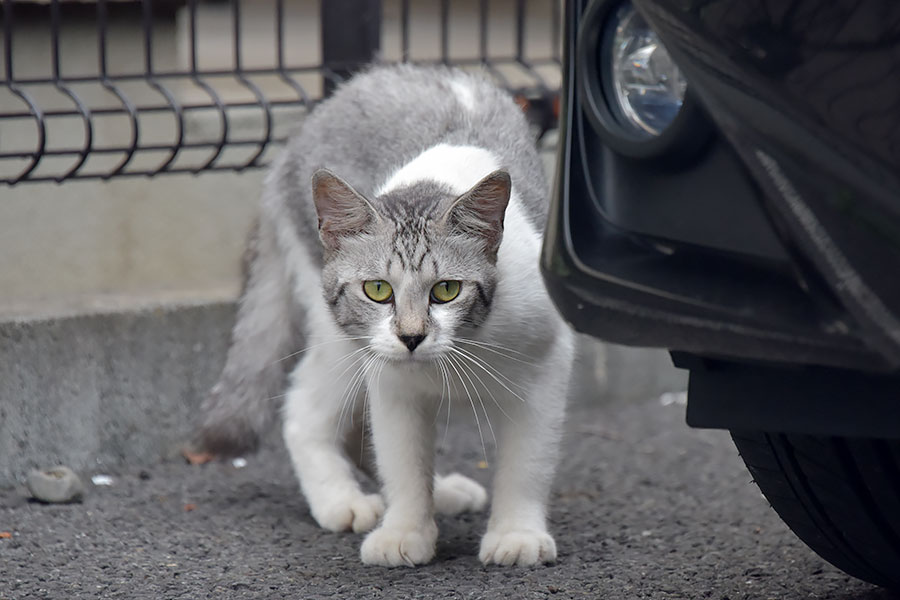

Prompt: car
[{"left": 541, "top": 0, "right": 900, "bottom": 591}]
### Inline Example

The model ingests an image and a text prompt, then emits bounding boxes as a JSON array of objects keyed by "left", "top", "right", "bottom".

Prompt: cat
[{"left": 195, "top": 64, "right": 575, "bottom": 567}]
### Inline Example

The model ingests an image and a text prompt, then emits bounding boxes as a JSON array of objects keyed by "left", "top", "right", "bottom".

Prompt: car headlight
[
  {"left": 610, "top": 3, "right": 686, "bottom": 138},
  {"left": 577, "top": 0, "right": 710, "bottom": 161}
]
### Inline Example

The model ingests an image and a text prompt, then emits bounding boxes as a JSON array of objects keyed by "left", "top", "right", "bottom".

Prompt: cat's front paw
[
  {"left": 311, "top": 492, "right": 384, "bottom": 534},
  {"left": 360, "top": 520, "right": 438, "bottom": 567},
  {"left": 479, "top": 528, "right": 557, "bottom": 566},
  {"left": 434, "top": 473, "right": 487, "bottom": 515}
]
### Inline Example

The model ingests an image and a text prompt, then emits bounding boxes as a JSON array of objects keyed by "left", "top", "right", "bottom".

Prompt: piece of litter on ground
[
  {"left": 659, "top": 391, "right": 688, "bottom": 406},
  {"left": 231, "top": 458, "right": 247, "bottom": 469},
  {"left": 91, "top": 474, "right": 114, "bottom": 486},
  {"left": 182, "top": 448, "right": 215, "bottom": 465},
  {"left": 0, "top": 531, "right": 12, "bottom": 539},
  {"left": 184, "top": 503, "right": 196, "bottom": 512},
  {"left": 477, "top": 460, "right": 489, "bottom": 469}
]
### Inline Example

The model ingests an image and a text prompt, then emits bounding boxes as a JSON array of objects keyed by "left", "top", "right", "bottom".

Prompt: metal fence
[{"left": 0, "top": 0, "right": 561, "bottom": 185}]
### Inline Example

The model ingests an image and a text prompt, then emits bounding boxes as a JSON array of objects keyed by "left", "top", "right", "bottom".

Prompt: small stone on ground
[{"left": 26, "top": 466, "right": 84, "bottom": 503}]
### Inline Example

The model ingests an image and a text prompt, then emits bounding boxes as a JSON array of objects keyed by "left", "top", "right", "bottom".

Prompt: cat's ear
[
  {"left": 442, "top": 170, "right": 511, "bottom": 257},
  {"left": 312, "top": 169, "right": 378, "bottom": 252}
]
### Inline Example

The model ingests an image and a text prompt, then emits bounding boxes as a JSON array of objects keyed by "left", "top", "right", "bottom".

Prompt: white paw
[
  {"left": 311, "top": 492, "right": 384, "bottom": 534},
  {"left": 434, "top": 473, "right": 488, "bottom": 515},
  {"left": 479, "top": 529, "right": 557, "bottom": 566},
  {"left": 360, "top": 520, "right": 438, "bottom": 567}
]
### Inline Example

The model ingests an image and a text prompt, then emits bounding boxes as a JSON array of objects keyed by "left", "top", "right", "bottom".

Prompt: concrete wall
[{"left": 0, "top": 173, "right": 260, "bottom": 321}]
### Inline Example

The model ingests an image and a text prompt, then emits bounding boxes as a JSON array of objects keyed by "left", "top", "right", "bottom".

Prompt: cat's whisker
[
  {"left": 455, "top": 336, "right": 532, "bottom": 357},
  {"left": 346, "top": 351, "right": 380, "bottom": 429},
  {"left": 433, "top": 358, "right": 448, "bottom": 443},
  {"left": 326, "top": 344, "right": 375, "bottom": 378},
  {"left": 451, "top": 343, "right": 530, "bottom": 393},
  {"left": 333, "top": 350, "right": 377, "bottom": 440},
  {"left": 331, "top": 348, "right": 375, "bottom": 435},
  {"left": 454, "top": 337, "right": 537, "bottom": 365},
  {"left": 358, "top": 355, "right": 385, "bottom": 466},
  {"left": 270, "top": 335, "right": 370, "bottom": 366},
  {"left": 342, "top": 351, "right": 380, "bottom": 438},
  {"left": 450, "top": 347, "right": 529, "bottom": 403},
  {"left": 334, "top": 361, "right": 362, "bottom": 441},
  {"left": 450, "top": 352, "right": 497, "bottom": 447},
  {"left": 445, "top": 353, "right": 491, "bottom": 463},
  {"left": 342, "top": 354, "right": 369, "bottom": 430},
  {"left": 436, "top": 356, "right": 453, "bottom": 450},
  {"left": 432, "top": 360, "right": 446, "bottom": 428},
  {"left": 452, "top": 350, "right": 516, "bottom": 425}
]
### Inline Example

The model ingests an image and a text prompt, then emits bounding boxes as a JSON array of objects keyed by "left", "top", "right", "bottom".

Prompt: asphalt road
[{"left": 2, "top": 389, "right": 895, "bottom": 599}]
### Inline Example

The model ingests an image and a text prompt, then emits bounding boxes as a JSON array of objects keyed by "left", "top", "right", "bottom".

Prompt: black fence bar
[
  {"left": 320, "top": 0, "right": 381, "bottom": 96},
  {"left": 51, "top": 0, "right": 93, "bottom": 181},
  {"left": 188, "top": 0, "right": 227, "bottom": 173},
  {"left": 0, "top": 0, "right": 561, "bottom": 185},
  {"left": 0, "top": 95, "right": 337, "bottom": 121},
  {"left": 232, "top": 0, "right": 272, "bottom": 169},
  {"left": 275, "top": 0, "right": 312, "bottom": 108},
  {"left": 400, "top": 0, "right": 410, "bottom": 61},
  {"left": 97, "top": 0, "right": 140, "bottom": 178},
  {"left": 142, "top": 0, "right": 184, "bottom": 175},
  {"left": 2, "top": 65, "right": 332, "bottom": 86},
  {"left": 440, "top": 0, "right": 450, "bottom": 65},
  {"left": 4, "top": 0, "right": 46, "bottom": 183}
]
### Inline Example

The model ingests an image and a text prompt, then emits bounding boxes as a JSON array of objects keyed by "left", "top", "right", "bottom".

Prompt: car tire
[{"left": 730, "top": 431, "right": 900, "bottom": 591}]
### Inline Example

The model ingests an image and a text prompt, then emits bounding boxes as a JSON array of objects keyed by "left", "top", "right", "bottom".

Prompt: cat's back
[{"left": 275, "top": 64, "right": 547, "bottom": 237}]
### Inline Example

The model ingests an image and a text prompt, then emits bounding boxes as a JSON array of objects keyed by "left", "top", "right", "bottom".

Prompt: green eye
[
  {"left": 363, "top": 280, "right": 393, "bottom": 303},
  {"left": 430, "top": 280, "right": 461, "bottom": 303}
]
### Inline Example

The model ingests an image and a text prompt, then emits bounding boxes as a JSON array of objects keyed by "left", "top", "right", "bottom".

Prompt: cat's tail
[{"left": 192, "top": 215, "right": 300, "bottom": 456}]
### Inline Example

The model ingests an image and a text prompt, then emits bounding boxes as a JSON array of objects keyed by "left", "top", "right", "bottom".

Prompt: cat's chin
[{"left": 380, "top": 351, "right": 441, "bottom": 366}]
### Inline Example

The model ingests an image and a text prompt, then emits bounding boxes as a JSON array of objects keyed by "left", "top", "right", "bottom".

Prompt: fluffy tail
[{"left": 193, "top": 216, "right": 300, "bottom": 456}]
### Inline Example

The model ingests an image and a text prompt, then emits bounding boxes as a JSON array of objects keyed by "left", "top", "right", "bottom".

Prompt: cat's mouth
[
  {"left": 375, "top": 345, "right": 449, "bottom": 365},
  {"left": 382, "top": 350, "right": 439, "bottom": 364}
]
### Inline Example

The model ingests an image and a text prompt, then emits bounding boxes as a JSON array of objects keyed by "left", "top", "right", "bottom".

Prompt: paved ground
[{"left": 1, "top": 390, "right": 894, "bottom": 599}]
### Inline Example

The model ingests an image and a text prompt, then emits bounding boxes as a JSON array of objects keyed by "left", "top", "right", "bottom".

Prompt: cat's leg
[
  {"left": 346, "top": 418, "right": 487, "bottom": 516},
  {"left": 196, "top": 216, "right": 298, "bottom": 455},
  {"left": 479, "top": 340, "right": 573, "bottom": 567},
  {"left": 344, "top": 413, "right": 377, "bottom": 479},
  {"left": 360, "top": 371, "right": 439, "bottom": 566},
  {"left": 283, "top": 344, "right": 384, "bottom": 534},
  {"left": 433, "top": 473, "right": 487, "bottom": 515}
]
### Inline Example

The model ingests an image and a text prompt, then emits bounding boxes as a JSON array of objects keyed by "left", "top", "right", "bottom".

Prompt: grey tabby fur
[
  {"left": 195, "top": 64, "right": 548, "bottom": 454},
  {"left": 195, "top": 63, "right": 575, "bottom": 567}
]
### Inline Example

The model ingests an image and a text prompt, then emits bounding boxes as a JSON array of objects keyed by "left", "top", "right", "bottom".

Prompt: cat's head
[{"left": 312, "top": 168, "right": 511, "bottom": 362}]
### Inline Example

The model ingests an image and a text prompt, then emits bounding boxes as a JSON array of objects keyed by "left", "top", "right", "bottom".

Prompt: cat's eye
[
  {"left": 430, "top": 280, "right": 461, "bottom": 303},
  {"left": 363, "top": 280, "right": 393, "bottom": 303}
]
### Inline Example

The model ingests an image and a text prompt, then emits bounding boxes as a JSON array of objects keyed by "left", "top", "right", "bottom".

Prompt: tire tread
[{"left": 731, "top": 431, "right": 900, "bottom": 590}]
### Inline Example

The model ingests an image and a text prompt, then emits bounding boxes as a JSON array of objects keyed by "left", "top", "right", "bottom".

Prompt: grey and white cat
[{"left": 196, "top": 64, "right": 574, "bottom": 567}]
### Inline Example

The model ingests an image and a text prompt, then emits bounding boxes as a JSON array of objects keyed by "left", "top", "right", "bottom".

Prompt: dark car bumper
[{"left": 542, "top": 0, "right": 900, "bottom": 375}]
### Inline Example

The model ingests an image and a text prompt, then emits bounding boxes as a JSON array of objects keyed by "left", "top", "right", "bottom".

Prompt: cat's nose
[{"left": 398, "top": 334, "right": 426, "bottom": 352}]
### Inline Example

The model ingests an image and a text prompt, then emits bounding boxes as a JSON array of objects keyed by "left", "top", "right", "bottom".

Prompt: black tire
[{"left": 731, "top": 431, "right": 900, "bottom": 591}]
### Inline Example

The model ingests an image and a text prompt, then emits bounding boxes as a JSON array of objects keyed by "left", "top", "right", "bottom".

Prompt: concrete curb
[{"left": 0, "top": 303, "right": 234, "bottom": 487}]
